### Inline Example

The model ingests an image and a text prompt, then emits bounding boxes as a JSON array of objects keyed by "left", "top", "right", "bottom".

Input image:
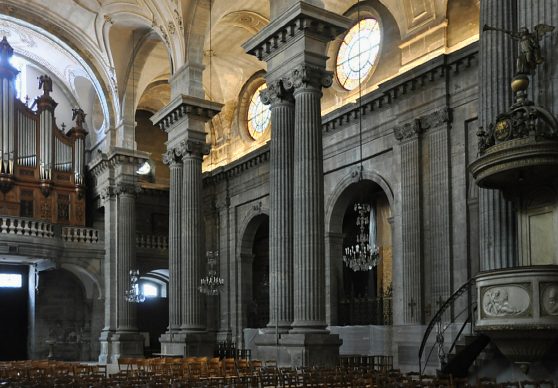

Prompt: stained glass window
[
  {"left": 247, "top": 84, "right": 271, "bottom": 140},
  {"left": 336, "top": 18, "right": 381, "bottom": 91}
]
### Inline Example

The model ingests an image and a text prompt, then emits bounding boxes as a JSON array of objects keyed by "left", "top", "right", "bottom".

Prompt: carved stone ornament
[
  {"left": 99, "top": 186, "right": 115, "bottom": 201},
  {"left": 394, "top": 107, "right": 452, "bottom": 141},
  {"left": 179, "top": 139, "right": 210, "bottom": 158},
  {"left": 283, "top": 64, "right": 333, "bottom": 91},
  {"left": 114, "top": 182, "right": 141, "bottom": 196},
  {"left": 162, "top": 148, "right": 183, "bottom": 166},
  {"left": 260, "top": 79, "right": 294, "bottom": 106},
  {"left": 541, "top": 283, "right": 558, "bottom": 316},
  {"left": 481, "top": 285, "right": 531, "bottom": 318},
  {"left": 394, "top": 119, "right": 422, "bottom": 141}
]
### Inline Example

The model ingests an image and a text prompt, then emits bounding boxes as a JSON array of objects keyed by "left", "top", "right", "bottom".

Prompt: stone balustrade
[
  {"left": 61, "top": 226, "right": 100, "bottom": 244},
  {"left": 0, "top": 216, "right": 55, "bottom": 238},
  {"left": 136, "top": 234, "right": 168, "bottom": 250}
]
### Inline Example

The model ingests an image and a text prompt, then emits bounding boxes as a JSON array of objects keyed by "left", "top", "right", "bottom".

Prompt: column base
[
  {"left": 98, "top": 330, "right": 144, "bottom": 364},
  {"left": 159, "top": 331, "right": 215, "bottom": 357},
  {"left": 254, "top": 332, "right": 341, "bottom": 367}
]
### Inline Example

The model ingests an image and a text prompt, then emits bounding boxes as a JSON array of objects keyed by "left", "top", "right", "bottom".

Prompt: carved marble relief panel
[
  {"left": 540, "top": 283, "right": 558, "bottom": 317},
  {"left": 480, "top": 283, "right": 532, "bottom": 319}
]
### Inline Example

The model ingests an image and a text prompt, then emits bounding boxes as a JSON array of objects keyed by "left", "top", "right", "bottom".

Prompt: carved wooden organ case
[{"left": 0, "top": 37, "right": 87, "bottom": 226}]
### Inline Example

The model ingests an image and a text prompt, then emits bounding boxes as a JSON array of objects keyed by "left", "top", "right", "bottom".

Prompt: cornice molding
[{"left": 151, "top": 94, "right": 223, "bottom": 131}]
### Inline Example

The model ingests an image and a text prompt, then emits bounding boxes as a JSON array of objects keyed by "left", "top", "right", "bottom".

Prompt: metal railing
[{"left": 418, "top": 278, "right": 476, "bottom": 375}]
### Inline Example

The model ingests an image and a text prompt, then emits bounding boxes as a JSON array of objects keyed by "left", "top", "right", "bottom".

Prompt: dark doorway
[
  {"left": 248, "top": 221, "right": 269, "bottom": 328},
  {"left": 137, "top": 288, "right": 168, "bottom": 357},
  {"left": 0, "top": 265, "right": 28, "bottom": 360}
]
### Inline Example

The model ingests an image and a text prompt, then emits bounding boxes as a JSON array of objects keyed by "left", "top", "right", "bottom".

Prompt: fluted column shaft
[
  {"left": 168, "top": 157, "right": 183, "bottom": 331},
  {"left": 262, "top": 81, "right": 295, "bottom": 332},
  {"left": 181, "top": 149, "right": 205, "bottom": 331},
  {"left": 116, "top": 189, "right": 137, "bottom": 331},
  {"left": 479, "top": 0, "right": 518, "bottom": 271},
  {"left": 290, "top": 70, "right": 329, "bottom": 332}
]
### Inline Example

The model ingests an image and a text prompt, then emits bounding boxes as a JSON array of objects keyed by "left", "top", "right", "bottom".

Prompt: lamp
[
  {"left": 125, "top": 269, "right": 145, "bottom": 303},
  {"left": 342, "top": 1, "right": 381, "bottom": 272},
  {"left": 199, "top": 251, "right": 224, "bottom": 296}
]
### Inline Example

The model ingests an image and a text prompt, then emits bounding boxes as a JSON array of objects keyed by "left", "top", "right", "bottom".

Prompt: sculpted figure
[{"left": 483, "top": 24, "right": 555, "bottom": 75}]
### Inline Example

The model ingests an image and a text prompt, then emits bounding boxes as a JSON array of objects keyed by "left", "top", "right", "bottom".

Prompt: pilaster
[{"left": 394, "top": 120, "right": 424, "bottom": 324}]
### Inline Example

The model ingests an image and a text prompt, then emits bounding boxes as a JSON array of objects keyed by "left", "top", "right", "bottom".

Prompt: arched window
[
  {"left": 336, "top": 18, "right": 381, "bottom": 91},
  {"left": 247, "top": 84, "right": 271, "bottom": 140}
]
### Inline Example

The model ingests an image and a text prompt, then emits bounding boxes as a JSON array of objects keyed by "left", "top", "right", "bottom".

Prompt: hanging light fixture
[
  {"left": 125, "top": 269, "right": 145, "bottom": 303},
  {"left": 342, "top": 1, "right": 381, "bottom": 272},
  {"left": 199, "top": 251, "right": 224, "bottom": 296}
]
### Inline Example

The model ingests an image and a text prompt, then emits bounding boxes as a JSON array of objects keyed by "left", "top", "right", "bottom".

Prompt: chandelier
[
  {"left": 199, "top": 251, "right": 224, "bottom": 296},
  {"left": 343, "top": 203, "right": 380, "bottom": 271},
  {"left": 125, "top": 269, "right": 145, "bottom": 303}
]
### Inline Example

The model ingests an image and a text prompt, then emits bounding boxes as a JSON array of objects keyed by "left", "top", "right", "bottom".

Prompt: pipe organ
[{"left": 0, "top": 37, "right": 87, "bottom": 226}]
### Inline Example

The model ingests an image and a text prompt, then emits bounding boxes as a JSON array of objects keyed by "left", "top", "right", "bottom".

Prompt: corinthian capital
[
  {"left": 179, "top": 139, "right": 211, "bottom": 158},
  {"left": 100, "top": 186, "right": 115, "bottom": 202},
  {"left": 162, "top": 148, "right": 183, "bottom": 166},
  {"left": 260, "top": 79, "right": 294, "bottom": 106},
  {"left": 283, "top": 64, "right": 333, "bottom": 91},
  {"left": 115, "top": 182, "right": 141, "bottom": 196}
]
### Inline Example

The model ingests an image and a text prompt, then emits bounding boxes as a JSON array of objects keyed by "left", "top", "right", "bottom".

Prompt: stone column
[
  {"left": 478, "top": 0, "right": 518, "bottom": 271},
  {"left": 394, "top": 122, "right": 423, "bottom": 324},
  {"left": 152, "top": 95, "right": 222, "bottom": 356},
  {"left": 243, "top": 1, "right": 350, "bottom": 367},
  {"left": 180, "top": 139, "right": 210, "bottom": 332},
  {"left": 260, "top": 80, "right": 295, "bottom": 333},
  {"left": 92, "top": 151, "right": 147, "bottom": 363},
  {"left": 115, "top": 183, "right": 140, "bottom": 331},
  {"left": 286, "top": 65, "right": 331, "bottom": 332},
  {"left": 163, "top": 150, "right": 183, "bottom": 333}
]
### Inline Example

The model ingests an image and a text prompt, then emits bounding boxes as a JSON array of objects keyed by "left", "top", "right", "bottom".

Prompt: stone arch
[
  {"left": 326, "top": 168, "right": 394, "bottom": 235},
  {"left": 0, "top": 7, "right": 117, "bottom": 129},
  {"left": 60, "top": 263, "right": 103, "bottom": 300},
  {"left": 236, "top": 208, "right": 269, "bottom": 340},
  {"left": 324, "top": 169, "right": 394, "bottom": 325}
]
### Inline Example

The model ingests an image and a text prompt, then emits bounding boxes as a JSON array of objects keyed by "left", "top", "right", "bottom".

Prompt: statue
[
  {"left": 72, "top": 107, "right": 87, "bottom": 128},
  {"left": 483, "top": 24, "right": 555, "bottom": 75},
  {"left": 38, "top": 75, "right": 53, "bottom": 95}
]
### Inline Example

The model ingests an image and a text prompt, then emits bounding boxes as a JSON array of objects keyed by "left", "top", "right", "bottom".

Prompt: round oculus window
[
  {"left": 247, "top": 84, "right": 271, "bottom": 140},
  {"left": 336, "top": 18, "right": 381, "bottom": 91}
]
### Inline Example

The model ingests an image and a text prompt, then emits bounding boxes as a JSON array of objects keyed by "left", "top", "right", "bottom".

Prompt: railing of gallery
[
  {"left": 338, "top": 295, "right": 393, "bottom": 326},
  {"left": 0, "top": 216, "right": 168, "bottom": 250},
  {"left": 418, "top": 278, "right": 476, "bottom": 375}
]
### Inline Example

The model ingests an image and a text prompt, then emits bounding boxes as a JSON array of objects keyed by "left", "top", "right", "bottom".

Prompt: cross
[
  {"left": 436, "top": 295, "right": 445, "bottom": 309},
  {"left": 408, "top": 298, "right": 417, "bottom": 318}
]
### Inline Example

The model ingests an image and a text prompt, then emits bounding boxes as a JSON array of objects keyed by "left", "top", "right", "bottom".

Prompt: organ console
[{"left": 0, "top": 37, "right": 87, "bottom": 226}]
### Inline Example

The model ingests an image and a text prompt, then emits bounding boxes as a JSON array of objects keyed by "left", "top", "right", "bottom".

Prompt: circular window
[
  {"left": 247, "top": 84, "right": 271, "bottom": 140},
  {"left": 336, "top": 18, "right": 381, "bottom": 91}
]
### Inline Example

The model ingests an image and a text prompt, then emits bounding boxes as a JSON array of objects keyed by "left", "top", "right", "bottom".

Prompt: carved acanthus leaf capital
[
  {"left": 114, "top": 182, "right": 141, "bottom": 196},
  {"left": 162, "top": 148, "right": 183, "bottom": 166},
  {"left": 394, "top": 119, "right": 422, "bottom": 141},
  {"left": 179, "top": 139, "right": 211, "bottom": 158},
  {"left": 260, "top": 79, "right": 294, "bottom": 106},
  {"left": 100, "top": 186, "right": 115, "bottom": 202},
  {"left": 283, "top": 64, "right": 333, "bottom": 91}
]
